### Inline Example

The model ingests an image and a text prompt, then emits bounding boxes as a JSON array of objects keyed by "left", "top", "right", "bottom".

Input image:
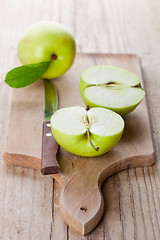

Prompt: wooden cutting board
[{"left": 3, "top": 53, "right": 155, "bottom": 236}]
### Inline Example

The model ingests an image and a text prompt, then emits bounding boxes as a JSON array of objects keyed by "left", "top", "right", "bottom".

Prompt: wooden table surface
[{"left": 0, "top": 0, "right": 160, "bottom": 239}]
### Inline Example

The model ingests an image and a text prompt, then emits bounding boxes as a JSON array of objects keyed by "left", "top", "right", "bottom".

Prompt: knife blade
[{"left": 41, "top": 79, "right": 60, "bottom": 175}]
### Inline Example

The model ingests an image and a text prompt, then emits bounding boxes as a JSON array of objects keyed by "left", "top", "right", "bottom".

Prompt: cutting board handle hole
[{"left": 80, "top": 207, "right": 87, "bottom": 212}]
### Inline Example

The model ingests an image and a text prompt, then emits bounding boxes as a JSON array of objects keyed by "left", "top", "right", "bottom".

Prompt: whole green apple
[
  {"left": 80, "top": 65, "right": 145, "bottom": 115},
  {"left": 18, "top": 21, "right": 76, "bottom": 79},
  {"left": 51, "top": 106, "right": 124, "bottom": 157}
]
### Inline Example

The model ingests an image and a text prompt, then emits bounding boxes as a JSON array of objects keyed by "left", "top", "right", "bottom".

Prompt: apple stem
[
  {"left": 52, "top": 54, "right": 57, "bottom": 60},
  {"left": 86, "top": 105, "right": 90, "bottom": 111},
  {"left": 87, "top": 130, "right": 99, "bottom": 151}
]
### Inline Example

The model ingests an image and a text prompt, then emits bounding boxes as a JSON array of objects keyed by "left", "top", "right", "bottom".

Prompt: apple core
[{"left": 83, "top": 111, "right": 99, "bottom": 151}]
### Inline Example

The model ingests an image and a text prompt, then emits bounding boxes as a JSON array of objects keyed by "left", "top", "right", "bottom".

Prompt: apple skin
[
  {"left": 17, "top": 21, "right": 76, "bottom": 79},
  {"left": 51, "top": 107, "right": 124, "bottom": 157},
  {"left": 80, "top": 77, "right": 145, "bottom": 116},
  {"left": 51, "top": 127, "right": 123, "bottom": 157}
]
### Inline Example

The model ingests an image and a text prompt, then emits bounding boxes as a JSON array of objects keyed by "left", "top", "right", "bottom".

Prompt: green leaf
[{"left": 5, "top": 61, "right": 51, "bottom": 88}]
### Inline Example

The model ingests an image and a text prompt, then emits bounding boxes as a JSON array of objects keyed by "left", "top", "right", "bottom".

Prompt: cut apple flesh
[
  {"left": 51, "top": 106, "right": 124, "bottom": 157},
  {"left": 80, "top": 65, "right": 145, "bottom": 115}
]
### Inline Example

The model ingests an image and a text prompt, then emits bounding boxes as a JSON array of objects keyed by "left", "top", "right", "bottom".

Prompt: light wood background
[{"left": 0, "top": 0, "right": 160, "bottom": 240}]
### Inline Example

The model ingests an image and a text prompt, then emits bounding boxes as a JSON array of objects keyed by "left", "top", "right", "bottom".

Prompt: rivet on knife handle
[{"left": 41, "top": 121, "right": 60, "bottom": 175}]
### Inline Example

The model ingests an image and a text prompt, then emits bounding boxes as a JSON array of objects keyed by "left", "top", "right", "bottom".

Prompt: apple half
[
  {"left": 51, "top": 106, "right": 124, "bottom": 157},
  {"left": 80, "top": 65, "right": 145, "bottom": 115}
]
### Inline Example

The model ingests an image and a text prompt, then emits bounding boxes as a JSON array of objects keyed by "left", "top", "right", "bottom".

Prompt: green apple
[
  {"left": 51, "top": 106, "right": 124, "bottom": 157},
  {"left": 17, "top": 21, "right": 76, "bottom": 79},
  {"left": 80, "top": 65, "right": 145, "bottom": 115}
]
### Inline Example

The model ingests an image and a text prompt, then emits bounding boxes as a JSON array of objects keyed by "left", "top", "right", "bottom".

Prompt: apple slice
[
  {"left": 80, "top": 65, "right": 145, "bottom": 115},
  {"left": 51, "top": 106, "right": 124, "bottom": 157}
]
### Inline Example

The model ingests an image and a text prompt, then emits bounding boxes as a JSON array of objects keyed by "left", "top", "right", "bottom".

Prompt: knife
[{"left": 41, "top": 79, "right": 60, "bottom": 175}]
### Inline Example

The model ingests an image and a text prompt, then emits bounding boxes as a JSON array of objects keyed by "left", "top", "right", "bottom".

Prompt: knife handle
[{"left": 41, "top": 121, "right": 60, "bottom": 175}]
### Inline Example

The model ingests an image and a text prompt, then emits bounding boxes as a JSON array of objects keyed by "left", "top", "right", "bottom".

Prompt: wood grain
[{"left": 1, "top": 0, "right": 160, "bottom": 239}]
